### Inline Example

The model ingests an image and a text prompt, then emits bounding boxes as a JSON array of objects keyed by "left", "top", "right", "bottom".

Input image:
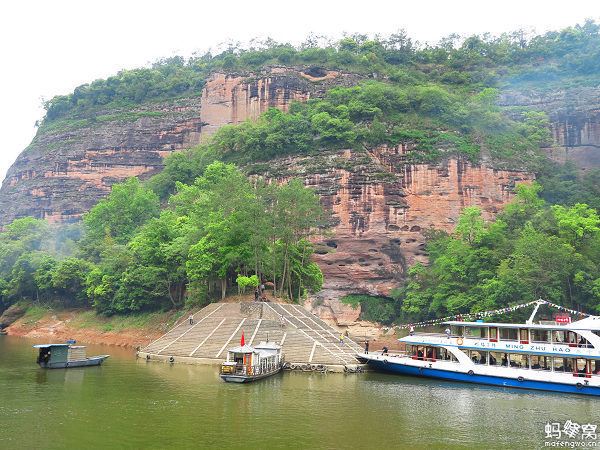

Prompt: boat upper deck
[
  {"left": 444, "top": 316, "right": 600, "bottom": 331},
  {"left": 402, "top": 317, "right": 600, "bottom": 359}
]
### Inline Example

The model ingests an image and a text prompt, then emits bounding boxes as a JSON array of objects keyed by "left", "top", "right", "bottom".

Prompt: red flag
[{"left": 240, "top": 331, "right": 245, "bottom": 346}]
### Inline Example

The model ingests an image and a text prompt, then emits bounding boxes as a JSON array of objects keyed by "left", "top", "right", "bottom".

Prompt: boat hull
[
  {"left": 365, "top": 357, "right": 600, "bottom": 396},
  {"left": 220, "top": 367, "right": 281, "bottom": 383},
  {"left": 38, "top": 355, "right": 110, "bottom": 369}
]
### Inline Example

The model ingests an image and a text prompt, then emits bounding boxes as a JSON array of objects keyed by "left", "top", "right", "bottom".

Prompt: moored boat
[
  {"left": 34, "top": 343, "right": 109, "bottom": 369},
  {"left": 220, "top": 341, "right": 283, "bottom": 383},
  {"left": 359, "top": 314, "right": 600, "bottom": 396}
]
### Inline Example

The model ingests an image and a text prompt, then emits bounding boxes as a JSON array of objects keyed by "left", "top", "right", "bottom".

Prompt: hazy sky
[{"left": 1, "top": 0, "right": 599, "bottom": 181}]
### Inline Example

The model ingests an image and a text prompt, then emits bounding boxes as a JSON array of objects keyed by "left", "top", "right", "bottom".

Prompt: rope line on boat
[{"left": 397, "top": 299, "right": 592, "bottom": 329}]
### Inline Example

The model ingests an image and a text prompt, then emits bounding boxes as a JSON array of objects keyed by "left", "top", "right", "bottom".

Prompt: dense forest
[{"left": 2, "top": 21, "right": 600, "bottom": 320}]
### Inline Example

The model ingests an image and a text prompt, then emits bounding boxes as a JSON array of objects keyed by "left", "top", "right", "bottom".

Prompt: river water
[{"left": 1, "top": 336, "right": 599, "bottom": 449}]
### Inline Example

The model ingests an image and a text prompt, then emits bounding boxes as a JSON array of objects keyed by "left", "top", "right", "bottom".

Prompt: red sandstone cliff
[
  {"left": 2, "top": 68, "right": 596, "bottom": 309},
  {"left": 0, "top": 67, "right": 350, "bottom": 224}
]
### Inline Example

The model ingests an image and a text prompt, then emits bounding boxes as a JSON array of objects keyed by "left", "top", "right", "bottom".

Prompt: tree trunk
[
  {"left": 221, "top": 279, "right": 227, "bottom": 300},
  {"left": 166, "top": 279, "right": 177, "bottom": 308}
]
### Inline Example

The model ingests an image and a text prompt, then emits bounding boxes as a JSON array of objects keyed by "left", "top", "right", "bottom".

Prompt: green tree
[{"left": 81, "top": 178, "right": 160, "bottom": 258}]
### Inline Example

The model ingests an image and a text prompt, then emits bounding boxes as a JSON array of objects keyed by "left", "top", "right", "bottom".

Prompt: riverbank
[
  {"left": 4, "top": 305, "right": 184, "bottom": 348},
  {"left": 2, "top": 298, "right": 401, "bottom": 350}
]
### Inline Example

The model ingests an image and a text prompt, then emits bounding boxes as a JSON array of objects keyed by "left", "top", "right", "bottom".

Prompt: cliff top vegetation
[{"left": 41, "top": 20, "right": 600, "bottom": 122}]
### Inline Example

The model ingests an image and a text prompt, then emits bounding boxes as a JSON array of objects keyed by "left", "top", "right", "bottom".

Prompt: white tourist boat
[
  {"left": 220, "top": 341, "right": 283, "bottom": 383},
  {"left": 359, "top": 304, "right": 600, "bottom": 396}
]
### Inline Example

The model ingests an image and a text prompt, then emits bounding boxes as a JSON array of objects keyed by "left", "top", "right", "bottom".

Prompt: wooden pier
[{"left": 138, "top": 302, "right": 365, "bottom": 372}]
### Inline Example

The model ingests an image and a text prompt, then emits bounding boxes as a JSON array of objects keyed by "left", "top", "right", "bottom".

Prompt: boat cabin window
[
  {"left": 499, "top": 328, "right": 518, "bottom": 341},
  {"left": 552, "top": 330, "right": 565, "bottom": 344},
  {"left": 553, "top": 357, "right": 572, "bottom": 373},
  {"left": 438, "top": 348, "right": 455, "bottom": 362},
  {"left": 577, "top": 336, "right": 592, "bottom": 348},
  {"left": 489, "top": 328, "right": 498, "bottom": 342},
  {"left": 530, "top": 329, "right": 550, "bottom": 343},
  {"left": 464, "top": 327, "right": 487, "bottom": 339},
  {"left": 410, "top": 346, "right": 425, "bottom": 360},
  {"left": 451, "top": 326, "right": 464, "bottom": 337},
  {"left": 488, "top": 351, "right": 502, "bottom": 366},
  {"left": 519, "top": 329, "right": 529, "bottom": 343},
  {"left": 425, "top": 347, "right": 439, "bottom": 360},
  {"left": 530, "top": 355, "right": 551, "bottom": 371},
  {"left": 574, "top": 358, "right": 590, "bottom": 377},
  {"left": 566, "top": 331, "right": 579, "bottom": 346},
  {"left": 509, "top": 353, "right": 528, "bottom": 369},
  {"left": 469, "top": 350, "right": 487, "bottom": 365}
]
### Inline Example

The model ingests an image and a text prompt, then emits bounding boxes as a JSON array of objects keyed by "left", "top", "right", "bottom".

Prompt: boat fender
[
  {"left": 310, "top": 364, "right": 318, "bottom": 371},
  {"left": 146, "top": 355, "right": 150, "bottom": 361},
  {"left": 383, "top": 359, "right": 388, "bottom": 365},
  {"left": 468, "top": 370, "right": 474, "bottom": 376},
  {"left": 517, "top": 376, "right": 524, "bottom": 382},
  {"left": 169, "top": 356, "right": 174, "bottom": 363},
  {"left": 576, "top": 382, "right": 584, "bottom": 390},
  {"left": 316, "top": 364, "right": 325, "bottom": 372},
  {"left": 302, "top": 364, "right": 310, "bottom": 371},
  {"left": 290, "top": 364, "right": 297, "bottom": 370},
  {"left": 356, "top": 366, "right": 363, "bottom": 373},
  {"left": 457, "top": 338, "right": 464, "bottom": 345}
]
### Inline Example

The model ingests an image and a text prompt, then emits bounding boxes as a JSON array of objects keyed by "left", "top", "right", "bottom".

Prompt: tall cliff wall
[
  {"left": 500, "top": 86, "right": 600, "bottom": 171},
  {"left": 264, "top": 146, "right": 533, "bottom": 298},
  {"left": 0, "top": 67, "right": 349, "bottom": 224},
  {"left": 4, "top": 69, "right": 598, "bottom": 302}
]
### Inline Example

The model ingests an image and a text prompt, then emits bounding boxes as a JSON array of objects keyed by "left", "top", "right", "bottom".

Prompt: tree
[
  {"left": 81, "top": 178, "right": 160, "bottom": 258},
  {"left": 552, "top": 203, "right": 600, "bottom": 247}
]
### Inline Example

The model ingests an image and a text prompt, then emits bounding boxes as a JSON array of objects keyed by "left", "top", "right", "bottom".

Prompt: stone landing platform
[{"left": 138, "top": 302, "right": 365, "bottom": 372}]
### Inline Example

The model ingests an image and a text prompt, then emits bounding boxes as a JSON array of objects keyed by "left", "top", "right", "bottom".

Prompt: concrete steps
[{"left": 140, "top": 302, "right": 362, "bottom": 368}]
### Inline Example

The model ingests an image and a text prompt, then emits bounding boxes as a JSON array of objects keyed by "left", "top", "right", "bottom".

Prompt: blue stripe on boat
[{"left": 367, "top": 360, "right": 600, "bottom": 396}]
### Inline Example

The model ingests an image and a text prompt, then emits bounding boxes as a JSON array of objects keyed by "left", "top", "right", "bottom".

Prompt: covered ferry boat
[
  {"left": 34, "top": 343, "right": 109, "bottom": 369},
  {"left": 220, "top": 341, "right": 283, "bottom": 383},
  {"left": 359, "top": 310, "right": 600, "bottom": 396}
]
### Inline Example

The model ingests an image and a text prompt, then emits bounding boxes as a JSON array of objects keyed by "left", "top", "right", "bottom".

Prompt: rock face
[
  {"left": 0, "top": 67, "right": 350, "bottom": 224},
  {"left": 0, "top": 98, "right": 204, "bottom": 223},
  {"left": 500, "top": 87, "right": 600, "bottom": 171},
  {"left": 2, "top": 68, "right": 595, "bottom": 309},
  {"left": 265, "top": 145, "right": 533, "bottom": 298}
]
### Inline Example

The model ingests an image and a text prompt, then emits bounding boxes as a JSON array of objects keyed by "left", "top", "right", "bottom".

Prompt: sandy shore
[{"left": 5, "top": 309, "right": 180, "bottom": 348}]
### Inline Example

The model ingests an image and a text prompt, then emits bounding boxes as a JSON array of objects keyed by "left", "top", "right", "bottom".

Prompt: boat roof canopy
[
  {"left": 254, "top": 341, "right": 281, "bottom": 350},
  {"left": 32, "top": 344, "right": 70, "bottom": 348},
  {"left": 228, "top": 345, "right": 257, "bottom": 354},
  {"left": 444, "top": 316, "right": 600, "bottom": 331}
]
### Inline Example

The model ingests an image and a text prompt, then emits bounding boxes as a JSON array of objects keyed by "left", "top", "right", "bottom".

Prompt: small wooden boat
[
  {"left": 220, "top": 340, "right": 283, "bottom": 383},
  {"left": 34, "top": 343, "right": 109, "bottom": 369}
]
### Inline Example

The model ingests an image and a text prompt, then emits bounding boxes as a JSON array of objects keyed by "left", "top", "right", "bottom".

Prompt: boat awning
[
  {"left": 254, "top": 341, "right": 281, "bottom": 350},
  {"left": 228, "top": 345, "right": 257, "bottom": 354},
  {"left": 32, "top": 344, "right": 70, "bottom": 348}
]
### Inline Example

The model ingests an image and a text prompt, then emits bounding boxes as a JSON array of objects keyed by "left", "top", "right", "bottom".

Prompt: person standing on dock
[
  {"left": 254, "top": 288, "right": 259, "bottom": 302},
  {"left": 445, "top": 327, "right": 451, "bottom": 339},
  {"left": 364, "top": 341, "right": 369, "bottom": 354},
  {"left": 339, "top": 333, "right": 344, "bottom": 345},
  {"left": 189, "top": 315, "right": 194, "bottom": 325},
  {"left": 409, "top": 325, "right": 415, "bottom": 336}
]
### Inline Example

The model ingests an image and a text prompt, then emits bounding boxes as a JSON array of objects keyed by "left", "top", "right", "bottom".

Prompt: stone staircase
[{"left": 140, "top": 302, "right": 362, "bottom": 369}]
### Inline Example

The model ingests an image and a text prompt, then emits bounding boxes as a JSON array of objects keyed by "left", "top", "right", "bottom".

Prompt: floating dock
[{"left": 138, "top": 302, "right": 365, "bottom": 372}]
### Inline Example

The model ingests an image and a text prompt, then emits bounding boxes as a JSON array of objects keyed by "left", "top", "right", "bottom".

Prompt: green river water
[{"left": 1, "top": 335, "right": 599, "bottom": 449}]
